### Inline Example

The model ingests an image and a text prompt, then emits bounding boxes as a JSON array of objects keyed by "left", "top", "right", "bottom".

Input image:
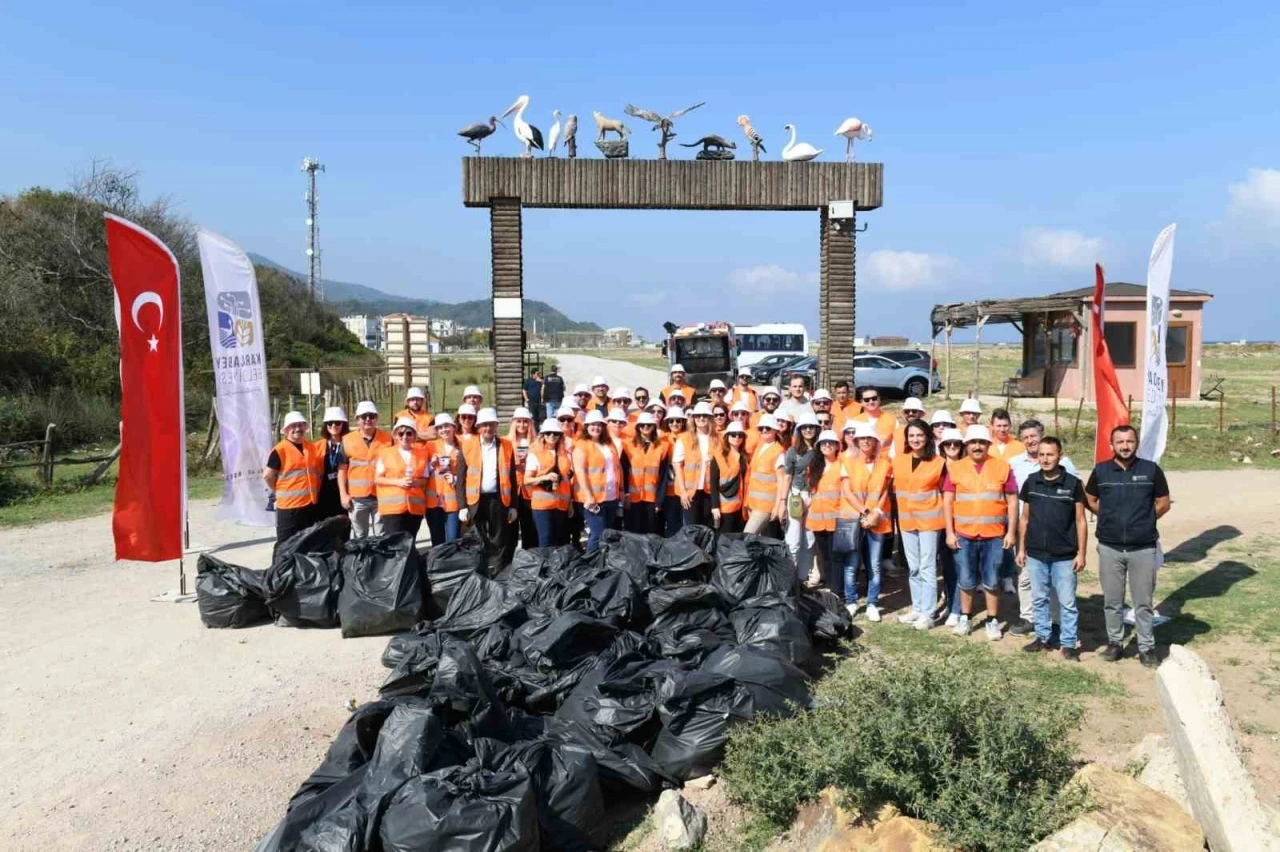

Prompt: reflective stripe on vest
[
  {"left": 891, "top": 455, "right": 946, "bottom": 532},
  {"left": 528, "top": 446, "right": 571, "bottom": 511},
  {"left": 805, "top": 463, "right": 844, "bottom": 532},
  {"left": 463, "top": 438, "right": 515, "bottom": 508},
  {"left": 949, "top": 456, "right": 1012, "bottom": 538},
  {"left": 574, "top": 441, "right": 619, "bottom": 504},
  {"left": 272, "top": 439, "right": 321, "bottom": 510},
  {"left": 342, "top": 430, "right": 392, "bottom": 499},
  {"left": 844, "top": 453, "right": 894, "bottom": 532},
  {"left": 746, "top": 442, "right": 783, "bottom": 513},
  {"left": 375, "top": 447, "right": 429, "bottom": 516},
  {"left": 430, "top": 441, "right": 461, "bottom": 512},
  {"left": 714, "top": 450, "right": 744, "bottom": 514},
  {"left": 626, "top": 440, "right": 667, "bottom": 504}
]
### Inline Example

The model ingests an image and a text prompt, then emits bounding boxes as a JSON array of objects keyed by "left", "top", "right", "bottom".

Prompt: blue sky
[{"left": 3, "top": 1, "right": 1278, "bottom": 342}]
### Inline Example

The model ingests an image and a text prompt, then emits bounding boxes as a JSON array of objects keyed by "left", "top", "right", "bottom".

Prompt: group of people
[{"left": 264, "top": 363, "right": 1171, "bottom": 666}]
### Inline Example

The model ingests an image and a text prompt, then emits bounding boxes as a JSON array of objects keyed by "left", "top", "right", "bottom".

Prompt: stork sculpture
[
  {"left": 834, "top": 117, "right": 873, "bottom": 163},
  {"left": 623, "top": 101, "right": 705, "bottom": 159},
  {"left": 547, "top": 110, "right": 562, "bottom": 156},
  {"left": 501, "top": 95, "right": 544, "bottom": 158},
  {"left": 457, "top": 116, "right": 503, "bottom": 154}
]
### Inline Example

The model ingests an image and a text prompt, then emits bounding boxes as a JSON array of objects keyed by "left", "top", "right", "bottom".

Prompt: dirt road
[{"left": 552, "top": 353, "right": 668, "bottom": 404}]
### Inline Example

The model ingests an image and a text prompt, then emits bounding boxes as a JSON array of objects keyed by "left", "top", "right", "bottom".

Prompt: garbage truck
[{"left": 661, "top": 321, "right": 738, "bottom": 398}]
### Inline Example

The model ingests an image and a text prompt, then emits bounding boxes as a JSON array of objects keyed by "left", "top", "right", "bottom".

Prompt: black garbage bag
[
  {"left": 521, "top": 628, "right": 645, "bottom": 713},
  {"left": 275, "top": 514, "right": 351, "bottom": 562},
  {"left": 796, "top": 586, "right": 855, "bottom": 643},
  {"left": 517, "top": 612, "right": 619, "bottom": 672},
  {"left": 266, "top": 552, "right": 342, "bottom": 628},
  {"left": 423, "top": 528, "right": 486, "bottom": 618},
  {"left": 289, "top": 698, "right": 402, "bottom": 809},
  {"left": 497, "top": 546, "right": 579, "bottom": 603},
  {"left": 676, "top": 523, "right": 717, "bottom": 557},
  {"left": 256, "top": 763, "right": 369, "bottom": 852},
  {"left": 649, "top": 536, "right": 714, "bottom": 586},
  {"left": 382, "top": 627, "right": 430, "bottom": 669},
  {"left": 649, "top": 670, "right": 755, "bottom": 781},
  {"left": 554, "top": 564, "right": 649, "bottom": 628},
  {"left": 598, "top": 529, "right": 663, "bottom": 584},
  {"left": 729, "top": 593, "right": 818, "bottom": 672},
  {"left": 712, "top": 535, "right": 796, "bottom": 606},
  {"left": 531, "top": 716, "right": 677, "bottom": 796},
  {"left": 555, "top": 650, "right": 680, "bottom": 747},
  {"left": 700, "top": 644, "right": 813, "bottom": 716},
  {"left": 436, "top": 572, "right": 526, "bottom": 639},
  {"left": 195, "top": 554, "right": 271, "bottom": 628},
  {"left": 645, "top": 584, "right": 735, "bottom": 662},
  {"left": 378, "top": 762, "right": 539, "bottom": 852},
  {"left": 427, "top": 636, "right": 514, "bottom": 742},
  {"left": 380, "top": 631, "right": 443, "bottom": 698},
  {"left": 495, "top": 738, "right": 607, "bottom": 852},
  {"left": 338, "top": 532, "right": 426, "bottom": 638}
]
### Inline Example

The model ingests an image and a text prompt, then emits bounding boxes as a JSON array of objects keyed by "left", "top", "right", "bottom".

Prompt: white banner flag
[
  {"left": 197, "top": 230, "right": 274, "bottom": 526},
  {"left": 1139, "top": 223, "right": 1176, "bottom": 462}
]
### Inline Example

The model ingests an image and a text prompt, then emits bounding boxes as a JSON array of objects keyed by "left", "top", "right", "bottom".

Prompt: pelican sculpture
[
  {"left": 457, "top": 116, "right": 503, "bottom": 154},
  {"left": 563, "top": 114, "right": 578, "bottom": 158},
  {"left": 736, "top": 115, "right": 766, "bottom": 162},
  {"left": 501, "top": 95, "right": 544, "bottom": 158},
  {"left": 834, "top": 117, "right": 873, "bottom": 162},
  {"left": 781, "top": 124, "right": 822, "bottom": 162},
  {"left": 547, "top": 110, "right": 562, "bottom": 156}
]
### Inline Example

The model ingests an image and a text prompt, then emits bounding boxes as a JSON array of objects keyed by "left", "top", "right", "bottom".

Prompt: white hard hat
[
  {"left": 730, "top": 399, "right": 752, "bottom": 413},
  {"left": 724, "top": 421, "right": 747, "bottom": 436},
  {"left": 691, "top": 401, "right": 714, "bottom": 417},
  {"left": 434, "top": 412, "right": 455, "bottom": 427},
  {"left": 930, "top": 410, "right": 955, "bottom": 426},
  {"left": 405, "top": 386, "right": 425, "bottom": 401},
  {"left": 281, "top": 411, "right": 308, "bottom": 432},
  {"left": 854, "top": 422, "right": 880, "bottom": 442},
  {"left": 539, "top": 418, "right": 562, "bottom": 434},
  {"left": 670, "top": 363, "right": 686, "bottom": 373},
  {"left": 610, "top": 386, "right": 631, "bottom": 399},
  {"left": 817, "top": 429, "right": 840, "bottom": 445},
  {"left": 964, "top": 424, "right": 992, "bottom": 443},
  {"left": 709, "top": 379, "right": 727, "bottom": 390},
  {"left": 635, "top": 412, "right": 657, "bottom": 426},
  {"left": 475, "top": 407, "right": 499, "bottom": 426},
  {"left": 607, "top": 407, "right": 628, "bottom": 422},
  {"left": 322, "top": 406, "right": 347, "bottom": 424},
  {"left": 556, "top": 404, "right": 577, "bottom": 419},
  {"left": 664, "top": 406, "right": 686, "bottom": 421},
  {"left": 959, "top": 398, "right": 982, "bottom": 414},
  {"left": 392, "top": 417, "right": 418, "bottom": 433},
  {"left": 512, "top": 407, "right": 533, "bottom": 421},
  {"left": 584, "top": 409, "right": 606, "bottom": 426},
  {"left": 591, "top": 375, "right": 609, "bottom": 388},
  {"left": 795, "top": 411, "right": 820, "bottom": 428},
  {"left": 738, "top": 366, "right": 752, "bottom": 376},
  {"left": 462, "top": 385, "right": 484, "bottom": 399},
  {"left": 757, "top": 414, "right": 779, "bottom": 431},
  {"left": 573, "top": 383, "right": 591, "bottom": 395},
  {"left": 939, "top": 428, "right": 965, "bottom": 445},
  {"left": 457, "top": 403, "right": 477, "bottom": 417},
  {"left": 355, "top": 400, "right": 379, "bottom": 418},
  {"left": 842, "top": 419, "right": 859, "bottom": 433},
  {"left": 811, "top": 388, "right": 833, "bottom": 402},
  {"left": 903, "top": 397, "right": 925, "bottom": 413}
]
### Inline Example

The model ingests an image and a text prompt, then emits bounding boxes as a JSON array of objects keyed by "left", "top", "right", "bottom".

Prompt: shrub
[{"left": 721, "top": 649, "right": 1085, "bottom": 852}]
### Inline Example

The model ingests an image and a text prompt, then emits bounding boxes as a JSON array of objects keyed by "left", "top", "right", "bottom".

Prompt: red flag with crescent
[
  {"left": 105, "top": 213, "right": 186, "bottom": 561},
  {"left": 1091, "top": 263, "right": 1129, "bottom": 465}
]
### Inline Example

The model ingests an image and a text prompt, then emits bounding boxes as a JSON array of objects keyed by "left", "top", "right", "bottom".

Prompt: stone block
[
  {"left": 1033, "top": 764, "right": 1203, "bottom": 852},
  {"left": 653, "top": 789, "right": 707, "bottom": 850}
]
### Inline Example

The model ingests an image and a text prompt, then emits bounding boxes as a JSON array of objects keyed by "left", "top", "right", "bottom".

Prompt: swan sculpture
[
  {"left": 834, "top": 117, "right": 873, "bottom": 162},
  {"left": 500, "top": 95, "right": 544, "bottom": 158},
  {"left": 781, "top": 124, "right": 822, "bottom": 162}
]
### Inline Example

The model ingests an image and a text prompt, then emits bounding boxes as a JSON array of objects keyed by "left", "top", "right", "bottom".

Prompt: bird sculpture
[
  {"left": 501, "top": 95, "right": 544, "bottom": 158},
  {"left": 547, "top": 110, "right": 562, "bottom": 156},
  {"left": 457, "top": 116, "right": 503, "bottom": 154},
  {"left": 624, "top": 102, "right": 706, "bottom": 159},
  {"left": 562, "top": 114, "right": 578, "bottom": 158},
  {"left": 781, "top": 124, "right": 822, "bottom": 161},
  {"left": 834, "top": 117, "right": 873, "bottom": 163},
  {"left": 736, "top": 115, "right": 766, "bottom": 162}
]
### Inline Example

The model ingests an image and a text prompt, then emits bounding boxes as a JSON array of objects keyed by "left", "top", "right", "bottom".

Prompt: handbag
[
  {"left": 788, "top": 492, "right": 805, "bottom": 520},
  {"left": 833, "top": 518, "right": 860, "bottom": 553}
]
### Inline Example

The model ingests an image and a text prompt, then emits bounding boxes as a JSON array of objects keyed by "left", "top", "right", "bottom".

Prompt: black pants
[
  {"left": 718, "top": 509, "right": 745, "bottom": 535},
  {"left": 813, "top": 529, "right": 837, "bottom": 596},
  {"left": 625, "top": 501, "right": 657, "bottom": 535},
  {"left": 382, "top": 512, "right": 423, "bottom": 540},
  {"left": 474, "top": 493, "right": 515, "bottom": 573},
  {"left": 684, "top": 491, "right": 713, "bottom": 528},
  {"left": 568, "top": 502, "right": 586, "bottom": 548},
  {"left": 516, "top": 496, "right": 538, "bottom": 550},
  {"left": 273, "top": 506, "right": 315, "bottom": 559}
]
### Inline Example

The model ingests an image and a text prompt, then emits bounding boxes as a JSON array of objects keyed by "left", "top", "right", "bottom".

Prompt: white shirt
[
  {"left": 603, "top": 446, "right": 619, "bottom": 501},
  {"left": 375, "top": 447, "right": 415, "bottom": 477},
  {"left": 480, "top": 437, "right": 499, "bottom": 493},
  {"left": 778, "top": 397, "right": 813, "bottom": 420},
  {"left": 672, "top": 432, "right": 712, "bottom": 490},
  {"left": 1009, "top": 451, "right": 1077, "bottom": 489}
]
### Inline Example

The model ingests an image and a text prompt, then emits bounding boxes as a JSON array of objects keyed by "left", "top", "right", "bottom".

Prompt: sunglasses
[
  {"left": 731, "top": 410, "right": 749, "bottom": 417},
  {"left": 728, "top": 432, "right": 745, "bottom": 438},
  {"left": 558, "top": 417, "right": 573, "bottom": 423},
  {"left": 941, "top": 441, "right": 961, "bottom": 449},
  {"left": 395, "top": 430, "right": 415, "bottom": 437},
  {"left": 640, "top": 423, "right": 656, "bottom": 428},
  {"left": 357, "top": 414, "right": 377, "bottom": 420},
  {"left": 713, "top": 412, "right": 728, "bottom": 418},
  {"left": 861, "top": 396, "right": 880, "bottom": 403},
  {"left": 818, "top": 419, "right": 832, "bottom": 427},
  {"left": 800, "top": 424, "right": 818, "bottom": 431},
  {"left": 694, "top": 414, "right": 710, "bottom": 419},
  {"left": 759, "top": 427, "right": 774, "bottom": 433}
]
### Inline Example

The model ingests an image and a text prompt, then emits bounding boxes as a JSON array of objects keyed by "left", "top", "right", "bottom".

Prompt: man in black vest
[{"left": 1085, "top": 424, "right": 1171, "bottom": 668}]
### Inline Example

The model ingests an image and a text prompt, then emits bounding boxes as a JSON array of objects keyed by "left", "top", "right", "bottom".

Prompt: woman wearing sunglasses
[
  {"left": 660, "top": 406, "right": 688, "bottom": 536},
  {"left": 624, "top": 412, "right": 669, "bottom": 534},
  {"left": 936, "top": 427, "right": 966, "bottom": 624},
  {"left": 507, "top": 407, "right": 538, "bottom": 549},
  {"left": 839, "top": 422, "right": 893, "bottom": 621},
  {"left": 710, "top": 421, "right": 749, "bottom": 533},
  {"left": 572, "top": 410, "right": 623, "bottom": 550},
  {"left": 805, "top": 430, "right": 846, "bottom": 596},
  {"left": 524, "top": 418, "right": 572, "bottom": 547},
  {"left": 339, "top": 401, "right": 392, "bottom": 539},
  {"left": 779, "top": 411, "right": 821, "bottom": 585},
  {"left": 744, "top": 413, "right": 785, "bottom": 536},
  {"left": 426, "top": 412, "right": 464, "bottom": 545},
  {"left": 892, "top": 419, "right": 946, "bottom": 629},
  {"left": 674, "top": 401, "right": 721, "bottom": 528},
  {"left": 374, "top": 416, "right": 434, "bottom": 540}
]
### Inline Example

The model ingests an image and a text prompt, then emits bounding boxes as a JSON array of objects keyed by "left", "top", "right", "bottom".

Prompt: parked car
[
  {"left": 854, "top": 354, "right": 942, "bottom": 399},
  {"left": 870, "top": 349, "right": 936, "bottom": 371},
  {"left": 751, "top": 353, "right": 807, "bottom": 384},
  {"left": 773, "top": 355, "right": 818, "bottom": 389}
]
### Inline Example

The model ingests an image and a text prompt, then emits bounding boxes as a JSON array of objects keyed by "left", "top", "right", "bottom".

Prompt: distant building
[
  {"left": 868, "top": 335, "right": 909, "bottom": 348},
  {"left": 430, "top": 318, "right": 458, "bottom": 337},
  {"left": 382, "top": 314, "right": 441, "bottom": 395},
  {"left": 603, "top": 327, "right": 632, "bottom": 347},
  {"left": 341, "top": 314, "right": 383, "bottom": 350}
]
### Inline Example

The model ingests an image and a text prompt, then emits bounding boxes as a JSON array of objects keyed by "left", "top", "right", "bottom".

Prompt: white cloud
[
  {"left": 726, "top": 264, "right": 818, "bottom": 295},
  {"left": 1020, "top": 228, "right": 1103, "bottom": 269},
  {"left": 1226, "top": 168, "right": 1280, "bottom": 230},
  {"left": 861, "top": 250, "right": 951, "bottom": 291},
  {"left": 626, "top": 290, "right": 670, "bottom": 307}
]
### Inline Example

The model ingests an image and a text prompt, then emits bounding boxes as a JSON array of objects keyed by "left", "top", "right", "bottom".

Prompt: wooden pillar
[
  {"left": 928, "top": 327, "right": 937, "bottom": 400},
  {"left": 973, "top": 315, "right": 988, "bottom": 397},
  {"left": 819, "top": 206, "right": 856, "bottom": 388},
  {"left": 490, "top": 198, "right": 524, "bottom": 419},
  {"left": 944, "top": 322, "right": 953, "bottom": 400}
]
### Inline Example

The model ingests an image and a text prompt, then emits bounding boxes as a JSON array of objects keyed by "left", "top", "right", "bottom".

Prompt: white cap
[
  {"left": 817, "top": 429, "right": 840, "bottom": 445},
  {"left": 475, "top": 407, "right": 499, "bottom": 426},
  {"left": 738, "top": 366, "right": 753, "bottom": 376},
  {"left": 573, "top": 383, "right": 591, "bottom": 395},
  {"left": 761, "top": 387, "right": 781, "bottom": 399},
  {"left": 405, "top": 386, "right": 425, "bottom": 401},
  {"left": 647, "top": 400, "right": 666, "bottom": 412},
  {"left": 730, "top": 399, "right": 752, "bottom": 413},
  {"left": 281, "top": 411, "right": 308, "bottom": 432},
  {"left": 709, "top": 379, "right": 727, "bottom": 390},
  {"left": 584, "top": 410, "right": 606, "bottom": 426},
  {"left": 457, "top": 403, "right": 477, "bottom": 417},
  {"left": 539, "top": 418, "right": 562, "bottom": 434},
  {"left": 636, "top": 412, "right": 657, "bottom": 426},
  {"left": 903, "top": 397, "right": 925, "bottom": 413},
  {"left": 724, "top": 421, "right": 747, "bottom": 436},
  {"left": 434, "top": 412, "right": 455, "bottom": 427},
  {"left": 607, "top": 407, "right": 628, "bottom": 422},
  {"left": 930, "top": 410, "right": 955, "bottom": 426},
  {"left": 666, "top": 386, "right": 687, "bottom": 400},
  {"left": 355, "top": 400, "right": 379, "bottom": 418},
  {"left": 591, "top": 375, "right": 609, "bottom": 388},
  {"left": 512, "top": 406, "right": 533, "bottom": 421},
  {"left": 664, "top": 406, "right": 686, "bottom": 421},
  {"left": 773, "top": 410, "right": 795, "bottom": 423},
  {"left": 795, "top": 411, "right": 820, "bottom": 428},
  {"left": 691, "top": 401, "right": 714, "bottom": 417},
  {"left": 812, "top": 388, "right": 833, "bottom": 402},
  {"left": 610, "top": 386, "right": 630, "bottom": 399},
  {"left": 556, "top": 404, "right": 577, "bottom": 419},
  {"left": 854, "top": 422, "right": 880, "bottom": 442},
  {"left": 939, "top": 428, "right": 965, "bottom": 445},
  {"left": 462, "top": 385, "right": 484, "bottom": 399},
  {"left": 392, "top": 417, "right": 418, "bottom": 433},
  {"left": 670, "top": 363, "right": 686, "bottom": 373},
  {"left": 757, "top": 414, "right": 779, "bottom": 430},
  {"left": 322, "top": 406, "right": 348, "bottom": 423},
  {"left": 959, "top": 398, "right": 982, "bottom": 414},
  {"left": 964, "top": 424, "right": 992, "bottom": 443}
]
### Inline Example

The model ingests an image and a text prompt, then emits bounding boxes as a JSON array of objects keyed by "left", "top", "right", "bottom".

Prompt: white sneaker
[
  {"left": 945, "top": 613, "right": 960, "bottom": 628},
  {"left": 952, "top": 615, "right": 971, "bottom": 636},
  {"left": 897, "top": 612, "right": 920, "bottom": 625},
  {"left": 915, "top": 614, "right": 934, "bottom": 631},
  {"left": 986, "top": 620, "right": 1002, "bottom": 641},
  {"left": 845, "top": 603, "right": 858, "bottom": 617},
  {"left": 865, "top": 605, "right": 881, "bottom": 623},
  {"left": 806, "top": 566, "right": 822, "bottom": 588}
]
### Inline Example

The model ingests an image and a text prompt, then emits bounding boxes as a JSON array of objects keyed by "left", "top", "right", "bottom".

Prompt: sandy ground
[{"left": 1, "top": 354, "right": 1277, "bottom": 850}]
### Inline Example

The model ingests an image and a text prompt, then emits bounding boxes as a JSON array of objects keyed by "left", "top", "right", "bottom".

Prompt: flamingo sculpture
[
  {"left": 547, "top": 110, "right": 562, "bottom": 156},
  {"left": 457, "top": 116, "right": 503, "bottom": 154},
  {"left": 501, "top": 95, "right": 544, "bottom": 158},
  {"left": 834, "top": 117, "right": 873, "bottom": 162},
  {"left": 781, "top": 124, "right": 822, "bottom": 161}
]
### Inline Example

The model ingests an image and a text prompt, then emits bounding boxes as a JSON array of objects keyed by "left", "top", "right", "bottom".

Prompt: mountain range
[{"left": 246, "top": 254, "right": 602, "bottom": 334}]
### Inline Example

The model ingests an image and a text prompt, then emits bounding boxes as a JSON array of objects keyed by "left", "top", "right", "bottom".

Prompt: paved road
[{"left": 551, "top": 353, "right": 669, "bottom": 405}]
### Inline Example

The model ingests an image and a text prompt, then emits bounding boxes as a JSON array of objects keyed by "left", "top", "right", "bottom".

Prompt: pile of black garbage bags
[{"left": 199, "top": 521, "right": 852, "bottom": 852}]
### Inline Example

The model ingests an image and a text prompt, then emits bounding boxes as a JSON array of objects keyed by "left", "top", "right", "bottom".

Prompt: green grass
[
  {"left": 1157, "top": 538, "right": 1280, "bottom": 647},
  {"left": 0, "top": 472, "right": 222, "bottom": 528}
]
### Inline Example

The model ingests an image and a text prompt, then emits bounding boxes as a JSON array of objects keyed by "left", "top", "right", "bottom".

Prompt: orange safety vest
[
  {"left": 712, "top": 448, "right": 744, "bottom": 515},
  {"left": 526, "top": 445, "right": 572, "bottom": 511},
  {"left": 626, "top": 439, "right": 668, "bottom": 504},
  {"left": 429, "top": 440, "right": 463, "bottom": 512},
  {"left": 989, "top": 436, "right": 1025, "bottom": 459},
  {"left": 662, "top": 432, "right": 684, "bottom": 497},
  {"left": 727, "top": 386, "right": 759, "bottom": 411},
  {"left": 891, "top": 454, "right": 946, "bottom": 533},
  {"left": 342, "top": 430, "right": 393, "bottom": 499},
  {"left": 661, "top": 383, "right": 697, "bottom": 406},
  {"left": 745, "top": 440, "right": 783, "bottom": 514},
  {"left": 948, "top": 456, "right": 1012, "bottom": 539},
  {"left": 375, "top": 445, "right": 431, "bottom": 516},
  {"left": 853, "top": 411, "right": 897, "bottom": 446},
  {"left": 679, "top": 431, "right": 714, "bottom": 496},
  {"left": 507, "top": 435, "right": 533, "bottom": 492},
  {"left": 844, "top": 453, "right": 893, "bottom": 534},
  {"left": 394, "top": 408, "right": 435, "bottom": 444},
  {"left": 831, "top": 400, "right": 862, "bottom": 432},
  {"left": 573, "top": 440, "right": 621, "bottom": 504},
  {"left": 462, "top": 438, "right": 515, "bottom": 508},
  {"left": 271, "top": 439, "right": 323, "bottom": 510},
  {"left": 805, "top": 459, "right": 845, "bottom": 532}
]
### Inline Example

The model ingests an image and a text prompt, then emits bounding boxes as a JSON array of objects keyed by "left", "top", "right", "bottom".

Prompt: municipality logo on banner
[{"left": 217, "top": 291, "right": 256, "bottom": 350}]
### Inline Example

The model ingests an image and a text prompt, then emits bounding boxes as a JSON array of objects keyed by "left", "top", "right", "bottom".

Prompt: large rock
[
  {"left": 818, "top": 805, "right": 946, "bottom": 852},
  {"left": 784, "top": 786, "right": 859, "bottom": 849},
  {"left": 1157, "top": 644, "right": 1280, "bottom": 852},
  {"left": 1033, "top": 764, "right": 1203, "bottom": 852},
  {"left": 594, "top": 139, "right": 629, "bottom": 159},
  {"left": 653, "top": 789, "right": 707, "bottom": 850},
  {"left": 1128, "top": 733, "right": 1192, "bottom": 817}
]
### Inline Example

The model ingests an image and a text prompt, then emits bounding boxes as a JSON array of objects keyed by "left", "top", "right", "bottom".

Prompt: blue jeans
[
  {"left": 901, "top": 529, "right": 941, "bottom": 616},
  {"left": 841, "top": 528, "right": 883, "bottom": 607},
  {"left": 425, "top": 507, "right": 460, "bottom": 546},
  {"left": 583, "top": 500, "right": 618, "bottom": 550},
  {"left": 940, "top": 545, "right": 960, "bottom": 615},
  {"left": 1027, "top": 556, "right": 1080, "bottom": 649},
  {"left": 532, "top": 509, "right": 565, "bottom": 548},
  {"left": 663, "top": 495, "right": 685, "bottom": 537},
  {"left": 956, "top": 536, "right": 1003, "bottom": 592},
  {"left": 544, "top": 401, "right": 560, "bottom": 420}
]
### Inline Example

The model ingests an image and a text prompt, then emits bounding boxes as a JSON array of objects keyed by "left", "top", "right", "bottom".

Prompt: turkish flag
[
  {"left": 1091, "top": 264, "right": 1129, "bottom": 465},
  {"left": 105, "top": 214, "right": 186, "bottom": 561}
]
